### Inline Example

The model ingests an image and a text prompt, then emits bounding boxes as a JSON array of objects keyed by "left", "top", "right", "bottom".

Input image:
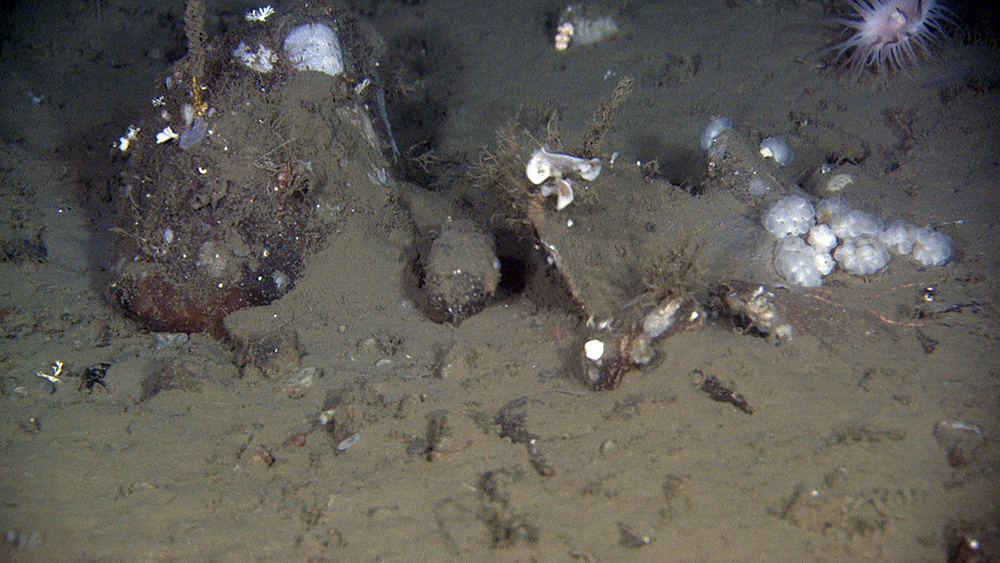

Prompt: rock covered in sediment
[
  {"left": 109, "top": 6, "right": 398, "bottom": 338},
  {"left": 424, "top": 218, "right": 500, "bottom": 324}
]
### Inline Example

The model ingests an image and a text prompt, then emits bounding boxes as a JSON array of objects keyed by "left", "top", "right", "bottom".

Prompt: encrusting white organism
[
  {"left": 117, "top": 125, "right": 140, "bottom": 152},
  {"left": 766, "top": 195, "right": 954, "bottom": 287},
  {"left": 763, "top": 195, "right": 815, "bottom": 238},
  {"left": 233, "top": 42, "right": 277, "bottom": 73},
  {"left": 525, "top": 146, "right": 602, "bottom": 210},
  {"left": 156, "top": 126, "right": 179, "bottom": 144},
  {"left": 244, "top": 5, "right": 274, "bottom": 22}
]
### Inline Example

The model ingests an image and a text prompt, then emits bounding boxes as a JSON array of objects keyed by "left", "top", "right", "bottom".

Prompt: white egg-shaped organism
[
  {"left": 829, "top": 209, "right": 884, "bottom": 239},
  {"left": 815, "top": 196, "right": 852, "bottom": 225},
  {"left": 807, "top": 224, "right": 838, "bottom": 253},
  {"left": 911, "top": 227, "right": 953, "bottom": 267},
  {"left": 763, "top": 195, "right": 816, "bottom": 238},
  {"left": 700, "top": 116, "right": 733, "bottom": 150},
  {"left": 774, "top": 235, "right": 824, "bottom": 287},
  {"left": 813, "top": 251, "right": 836, "bottom": 276},
  {"left": 760, "top": 136, "right": 794, "bottom": 166},
  {"left": 879, "top": 220, "right": 916, "bottom": 255},
  {"left": 833, "top": 236, "right": 890, "bottom": 276}
]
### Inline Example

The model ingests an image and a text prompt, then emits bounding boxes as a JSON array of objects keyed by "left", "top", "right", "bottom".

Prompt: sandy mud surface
[{"left": 1, "top": 0, "right": 998, "bottom": 561}]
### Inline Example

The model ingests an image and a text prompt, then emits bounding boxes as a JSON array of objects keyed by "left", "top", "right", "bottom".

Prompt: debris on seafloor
[
  {"left": 527, "top": 439, "right": 556, "bottom": 477},
  {"left": 482, "top": 81, "right": 931, "bottom": 393},
  {"left": 618, "top": 522, "right": 653, "bottom": 549},
  {"left": 494, "top": 397, "right": 555, "bottom": 476},
  {"left": 140, "top": 358, "right": 204, "bottom": 402},
  {"left": 479, "top": 506, "right": 541, "bottom": 548},
  {"left": 242, "top": 330, "right": 302, "bottom": 378},
  {"left": 709, "top": 280, "right": 794, "bottom": 342},
  {"left": 472, "top": 470, "right": 541, "bottom": 548},
  {"left": 318, "top": 402, "right": 364, "bottom": 446},
  {"left": 933, "top": 419, "right": 984, "bottom": 469},
  {"left": 424, "top": 409, "right": 458, "bottom": 461},
  {"left": 494, "top": 397, "right": 539, "bottom": 445},
  {"left": 77, "top": 362, "right": 111, "bottom": 393},
  {"left": 581, "top": 292, "right": 704, "bottom": 391},
  {"left": 477, "top": 78, "right": 808, "bottom": 391},
  {"left": 694, "top": 370, "right": 754, "bottom": 415},
  {"left": 946, "top": 519, "right": 1000, "bottom": 563}
]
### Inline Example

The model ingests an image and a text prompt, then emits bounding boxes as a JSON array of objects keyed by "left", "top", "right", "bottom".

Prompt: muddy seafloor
[{"left": 1, "top": 0, "right": 999, "bottom": 561}]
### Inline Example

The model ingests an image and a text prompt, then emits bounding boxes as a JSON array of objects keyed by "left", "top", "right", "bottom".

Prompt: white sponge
[{"left": 284, "top": 23, "right": 345, "bottom": 77}]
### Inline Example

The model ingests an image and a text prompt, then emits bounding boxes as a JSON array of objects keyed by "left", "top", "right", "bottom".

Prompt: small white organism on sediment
[
  {"left": 245, "top": 5, "right": 274, "bottom": 22},
  {"left": 156, "top": 126, "right": 179, "bottom": 144},
  {"left": 117, "top": 125, "right": 140, "bottom": 152},
  {"left": 553, "top": 5, "right": 619, "bottom": 51},
  {"left": 525, "top": 146, "right": 602, "bottom": 210},
  {"left": 233, "top": 41, "right": 277, "bottom": 73},
  {"left": 760, "top": 136, "right": 794, "bottom": 166},
  {"left": 700, "top": 116, "right": 732, "bottom": 150}
]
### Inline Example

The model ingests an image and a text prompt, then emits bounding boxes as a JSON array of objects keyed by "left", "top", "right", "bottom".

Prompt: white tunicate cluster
[
  {"left": 833, "top": 235, "right": 890, "bottom": 275},
  {"left": 829, "top": 209, "right": 883, "bottom": 239},
  {"left": 879, "top": 220, "right": 916, "bottom": 254},
  {"left": 284, "top": 23, "right": 344, "bottom": 77},
  {"left": 815, "top": 196, "right": 852, "bottom": 224},
  {"left": 773, "top": 236, "right": 830, "bottom": 287},
  {"left": 807, "top": 224, "right": 837, "bottom": 253},
  {"left": 763, "top": 195, "right": 815, "bottom": 238},
  {"left": 700, "top": 116, "right": 733, "bottom": 150},
  {"left": 912, "top": 227, "right": 954, "bottom": 266},
  {"left": 764, "top": 195, "right": 954, "bottom": 286}
]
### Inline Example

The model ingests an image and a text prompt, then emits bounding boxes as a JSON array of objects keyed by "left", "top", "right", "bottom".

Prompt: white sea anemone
[
  {"left": 699, "top": 116, "right": 732, "bottom": 150},
  {"left": 760, "top": 136, "right": 794, "bottom": 166},
  {"left": 828, "top": 0, "right": 953, "bottom": 74}
]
